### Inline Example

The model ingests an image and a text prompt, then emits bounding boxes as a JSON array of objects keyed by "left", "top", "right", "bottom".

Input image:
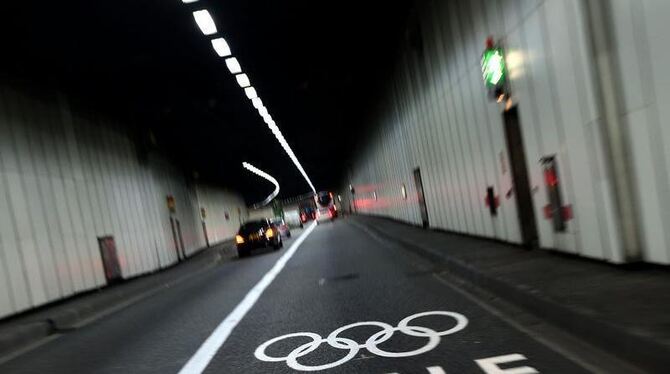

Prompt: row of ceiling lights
[{"left": 180, "top": 0, "right": 317, "bottom": 194}]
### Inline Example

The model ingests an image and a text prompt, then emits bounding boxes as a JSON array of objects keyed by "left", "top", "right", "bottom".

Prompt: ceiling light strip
[
  {"left": 242, "top": 162, "right": 280, "bottom": 207},
  {"left": 192, "top": 10, "right": 217, "bottom": 35},
  {"left": 183, "top": 4, "right": 316, "bottom": 194}
]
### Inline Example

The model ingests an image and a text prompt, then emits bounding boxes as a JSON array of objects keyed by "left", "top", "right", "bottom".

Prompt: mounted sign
[
  {"left": 540, "top": 155, "right": 571, "bottom": 232},
  {"left": 481, "top": 37, "right": 510, "bottom": 101}
]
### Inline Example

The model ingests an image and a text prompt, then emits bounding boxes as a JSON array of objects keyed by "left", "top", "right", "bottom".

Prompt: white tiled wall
[
  {"left": 343, "top": 0, "right": 636, "bottom": 263},
  {"left": 197, "top": 184, "right": 248, "bottom": 244},
  {"left": 0, "top": 86, "right": 247, "bottom": 318},
  {"left": 610, "top": 0, "right": 670, "bottom": 264},
  {"left": 247, "top": 206, "right": 274, "bottom": 221}
]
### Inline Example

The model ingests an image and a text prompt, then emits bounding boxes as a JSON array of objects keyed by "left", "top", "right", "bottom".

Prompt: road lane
[
  {"left": 203, "top": 220, "right": 589, "bottom": 373},
  {"left": 1, "top": 220, "right": 597, "bottom": 373},
  {"left": 179, "top": 222, "right": 317, "bottom": 374},
  {"left": 0, "top": 232, "right": 304, "bottom": 374}
]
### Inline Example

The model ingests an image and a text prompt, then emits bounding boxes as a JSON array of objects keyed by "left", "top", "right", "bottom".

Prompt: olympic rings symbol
[{"left": 254, "top": 311, "right": 468, "bottom": 371}]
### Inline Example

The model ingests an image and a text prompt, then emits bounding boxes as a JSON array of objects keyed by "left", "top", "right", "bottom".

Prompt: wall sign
[
  {"left": 482, "top": 46, "right": 506, "bottom": 88},
  {"left": 481, "top": 36, "right": 510, "bottom": 101}
]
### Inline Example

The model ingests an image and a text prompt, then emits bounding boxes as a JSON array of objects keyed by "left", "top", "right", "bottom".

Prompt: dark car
[
  {"left": 299, "top": 208, "right": 316, "bottom": 224},
  {"left": 235, "top": 219, "right": 283, "bottom": 257}
]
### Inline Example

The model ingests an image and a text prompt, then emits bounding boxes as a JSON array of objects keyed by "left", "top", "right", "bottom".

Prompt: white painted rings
[{"left": 254, "top": 311, "right": 468, "bottom": 371}]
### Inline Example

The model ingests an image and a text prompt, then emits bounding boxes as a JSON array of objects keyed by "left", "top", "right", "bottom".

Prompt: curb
[
  {"left": 355, "top": 218, "right": 669, "bottom": 373},
  {"left": 0, "top": 242, "right": 235, "bottom": 361},
  {"left": 0, "top": 322, "right": 52, "bottom": 360}
]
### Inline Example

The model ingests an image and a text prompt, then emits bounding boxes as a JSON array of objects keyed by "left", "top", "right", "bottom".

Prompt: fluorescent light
[
  {"left": 211, "top": 38, "right": 231, "bottom": 57},
  {"left": 192, "top": 10, "right": 217, "bottom": 35},
  {"left": 252, "top": 97, "right": 263, "bottom": 109},
  {"left": 225, "top": 57, "right": 242, "bottom": 74},
  {"left": 262, "top": 125, "right": 315, "bottom": 193},
  {"left": 258, "top": 106, "right": 268, "bottom": 116},
  {"left": 244, "top": 86, "right": 258, "bottom": 99},
  {"left": 236, "top": 73, "right": 251, "bottom": 88},
  {"left": 242, "top": 162, "right": 280, "bottom": 208},
  {"left": 181, "top": 0, "right": 199, "bottom": 3}
]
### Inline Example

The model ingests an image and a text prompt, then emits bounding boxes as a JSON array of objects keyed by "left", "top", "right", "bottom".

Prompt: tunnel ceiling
[{"left": 1, "top": 0, "right": 413, "bottom": 203}]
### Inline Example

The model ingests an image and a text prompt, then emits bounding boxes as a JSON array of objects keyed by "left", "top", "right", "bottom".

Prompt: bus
[{"left": 314, "top": 191, "right": 337, "bottom": 223}]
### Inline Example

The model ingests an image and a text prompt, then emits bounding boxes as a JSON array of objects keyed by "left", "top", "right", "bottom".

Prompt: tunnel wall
[
  {"left": 343, "top": 0, "right": 635, "bottom": 263},
  {"left": 0, "top": 86, "right": 247, "bottom": 318},
  {"left": 247, "top": 206, "right": 275, "bottom": 221},
  {"left": 196, "top": 184, "right": 247, "bottom": 244},
  {"left": 608, "top": 0, "right": 670, "bottom": 264}
]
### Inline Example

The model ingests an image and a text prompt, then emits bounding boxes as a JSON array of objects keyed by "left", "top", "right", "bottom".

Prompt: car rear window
[{"left": 239, "top": 221, "right": 266, "bottom": 234}]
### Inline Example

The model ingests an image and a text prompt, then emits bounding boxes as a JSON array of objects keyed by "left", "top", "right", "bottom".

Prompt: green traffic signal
[{"left": 481, "top": 47, "right": 506, "bottom": 88}]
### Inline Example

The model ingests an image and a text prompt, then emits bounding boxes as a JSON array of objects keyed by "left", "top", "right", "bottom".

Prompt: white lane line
[{"left": 178, "top": 222, "right": 317, "bottom": 374}]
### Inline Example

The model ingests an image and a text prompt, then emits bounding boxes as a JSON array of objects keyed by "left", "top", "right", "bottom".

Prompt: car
[
  {"left": 315, "top": 206, "right": 335, "bottom": 224},
  {"left": 271, "top": 217, "right": 291, "bottom": 238},
  {"left": 299, "top": 208, "right": 315, "bottom": 224},
  {"left": 235, "top": 219, "right": 283, "bottom": 257}
]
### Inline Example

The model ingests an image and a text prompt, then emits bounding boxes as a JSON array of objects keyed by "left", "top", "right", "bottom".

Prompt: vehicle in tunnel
[
  {"left": 235, "top": 219, "right": 283, "bottom": 257},
  {"left": 299, "top": 203, "right": 316, "bottom": 225},
  {"left": 314, "top": 191, "right": 337, "bottom": 224},
  {"left": 315, "top": 207, "right": 334, "bottom": 224},
  {"left": 270, "top": 217, "right": 291, "bottom": 238}
]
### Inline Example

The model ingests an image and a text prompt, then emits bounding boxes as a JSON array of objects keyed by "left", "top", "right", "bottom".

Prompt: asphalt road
[{"left": 0, "top": 219, "right": 599, "bottom": 373}]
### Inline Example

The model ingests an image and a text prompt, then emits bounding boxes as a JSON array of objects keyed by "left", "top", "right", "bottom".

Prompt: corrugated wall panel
[
  {"left": 0, "top": 86, "right": 247, "bottom": 318},
  {"left": 344, "top": 0, "right": 643, "bottom": 263},
  {"left": 610, "top": 0, "right": 670, "bottom": 264}
]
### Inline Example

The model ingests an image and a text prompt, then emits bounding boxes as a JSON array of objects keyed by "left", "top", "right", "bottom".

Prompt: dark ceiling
[{"left": 1, "top": 0, "right": 412, "bottom": 203}]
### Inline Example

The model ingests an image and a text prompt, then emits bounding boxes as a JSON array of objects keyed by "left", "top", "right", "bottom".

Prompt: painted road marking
[
  {"left": 386, "top": 355, "right": 538, "bottom": 374},
  {"left": 254, "top": 311, "right": 468, "bottom": 371},
  {"left": 387, "top": 367, "right": 446, "bottom": 374},
  {"left": 475, "top": 354, "right": 538, "bottom": 373},
  {"left": 178, "top": 222, "right": 317, "bottom": 374}
]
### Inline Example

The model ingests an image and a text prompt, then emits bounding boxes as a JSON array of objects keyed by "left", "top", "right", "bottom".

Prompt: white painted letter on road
[
  {"left": 386, "top": 366, "right": 446, "bottom": 374},
  {"left": 476, "top": 354, "right": 538, "bottom": 374}
]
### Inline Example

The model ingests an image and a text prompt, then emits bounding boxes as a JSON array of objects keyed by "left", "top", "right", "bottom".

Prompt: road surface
[{"left": 0, "top": 219, "right": 611, "bottom": 373}]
